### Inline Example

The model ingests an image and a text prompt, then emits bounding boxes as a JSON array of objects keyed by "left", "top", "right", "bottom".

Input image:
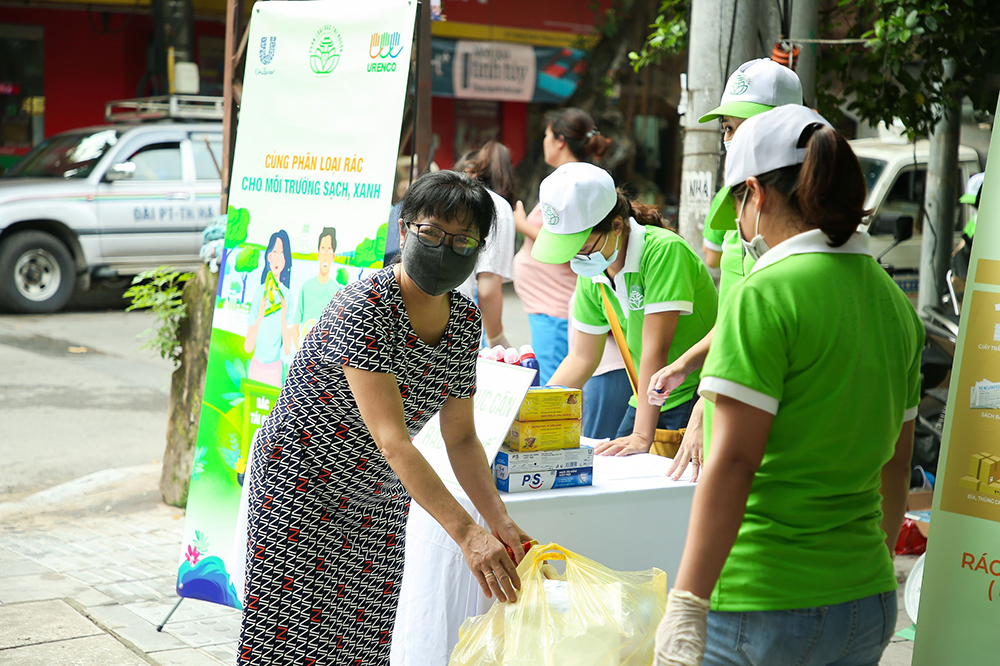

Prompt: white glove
[
  {"left": 654, "top": 589, "right": 711, "bottom": 666},
  {"left": 486, "top": 331, "right": 510, "bottom": 349}
]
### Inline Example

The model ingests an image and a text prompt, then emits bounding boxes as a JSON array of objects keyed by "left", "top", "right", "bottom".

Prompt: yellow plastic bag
[{"left": 449, "top": 543, "right": 667, "bottom": 666}]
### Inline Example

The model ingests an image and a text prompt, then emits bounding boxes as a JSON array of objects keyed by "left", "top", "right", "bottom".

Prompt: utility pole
[
  {"left": 790, "top": 0, "right": 819, "bottom": 105},
  {"left": 919, "top": 58, "right": 961, "bottom": 314},
  {"left": 678, "top": 0, "right": 759, "bottom": 254},
  {"left": 416, "top": 3, "right": 432, "bottom": 173}
]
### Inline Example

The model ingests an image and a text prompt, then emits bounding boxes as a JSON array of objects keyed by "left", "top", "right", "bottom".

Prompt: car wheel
[{"left": 0, "top": 231, "right": 76, "bottom": 314}]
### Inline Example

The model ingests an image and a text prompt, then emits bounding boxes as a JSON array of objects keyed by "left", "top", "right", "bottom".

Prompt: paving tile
[
  {"left": 0, "top": 559, "right": 51, "bottom": 578},
  {"left": 122, "top": 598, "right": 239, "bottom": 628},
  {"left": 149, "top": 647, "right": 225, "bottom": 666},
  {"left": 27, "top": 555, "right": 74, "bottom": 574},
  {"left": 0, "top": 599, "right": 101, "bottom": 649},
  {"left": 71, "top": 587, "right": 116, "bottom": 608},
  {"left": 93, "top": 581, "right": 159, "bottom": 605},
  {"left": 164, "top": 615, "right": 240, "bottom": 648},
  {"left": 86, "top": 604, "right": 187, "bottom": 652},
  {"left": 0, "top": 548, "right": 25, "bottom": 562},
  {"left": 120, "top": 599, "right": 182, "bottom": 626},
  {"left": 0, "top": 572, "right": 92, "bottom": 603},
  {"left": 0, "top": 633, "right": 149, "bottom": 665},
  {"left": 200, "top": 642, "right": 238, "bottom": 664}
]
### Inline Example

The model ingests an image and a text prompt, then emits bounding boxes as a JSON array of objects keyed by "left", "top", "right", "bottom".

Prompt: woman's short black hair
[{"left": 399, "top": 170, "right": 496, "bottom": 242}]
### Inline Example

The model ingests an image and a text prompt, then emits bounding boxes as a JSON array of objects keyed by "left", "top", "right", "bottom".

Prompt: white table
[{"left": 390, "top": 451, "right": 696, "bottom": 666}]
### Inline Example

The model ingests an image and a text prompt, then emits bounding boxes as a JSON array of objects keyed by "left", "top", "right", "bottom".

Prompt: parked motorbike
[{"left": 877, "top": 217, "right": 957, "bottom": 482}]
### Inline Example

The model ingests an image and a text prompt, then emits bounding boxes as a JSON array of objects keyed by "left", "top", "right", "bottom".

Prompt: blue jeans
[
  {"left": 703, "top": 591, "right": 897, "bottom": 666},
  {"left": 614, "top": 394, "right": 697, "bottom": 438},
  {"left": 582, "top": 368, "right": 632, "bottom": 440},
  {"left": 527, "top": 314, "right": 568, "bottom": 386}
]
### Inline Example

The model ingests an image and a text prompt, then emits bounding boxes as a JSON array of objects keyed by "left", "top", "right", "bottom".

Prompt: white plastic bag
[{"left": 449, "top": 543, "right": 667, "bottom": 666}]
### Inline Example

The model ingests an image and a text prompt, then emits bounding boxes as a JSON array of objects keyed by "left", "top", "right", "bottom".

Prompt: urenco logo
[{"left": 368, "top": 31, "right": 403, "bottom": 73}]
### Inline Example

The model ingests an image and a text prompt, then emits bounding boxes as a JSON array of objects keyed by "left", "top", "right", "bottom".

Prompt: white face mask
[
  {"left": 737, "top": 188, "right": 770, "bottom": 262},
  {"left": 570, "top": 233, "right": 619, "bottom": 278},
  {"left": 723, "top": 140, "right": 732, "bottom": 152}
]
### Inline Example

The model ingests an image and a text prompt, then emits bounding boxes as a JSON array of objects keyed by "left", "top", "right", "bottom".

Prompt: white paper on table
[
  {"left": 596, "top": 453, "right": 690, "bottom": 481},
  {"left": 411, "top": 360, "right": 535, "bottom": 489}
]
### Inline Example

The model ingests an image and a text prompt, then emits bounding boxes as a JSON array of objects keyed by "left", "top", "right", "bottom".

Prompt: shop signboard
[
  {"left": 912, "top": 101, "right": 1000, "bottom": 663},
  {"left": 431, "top": 38, "right": 587, "bottom": 103},
  {"left": 175, "top": 0, "right": 416, "bottom": 609}
]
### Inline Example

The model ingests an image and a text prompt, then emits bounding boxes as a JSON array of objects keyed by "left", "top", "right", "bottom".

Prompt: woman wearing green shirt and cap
[
  {"left": 655, "top": 58, "right": 803, "bottom": 480},
  {"left": 653, "top": 105, "right": 924, "bottom": 666},
  {"left": 538, "top": 163, "right": 718, "bottom": 455}
]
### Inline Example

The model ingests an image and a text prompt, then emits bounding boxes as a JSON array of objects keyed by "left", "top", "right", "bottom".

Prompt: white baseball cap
[
  {"left": 960, "top": 172, "right": 984, "bottom": 204},
  {"left": 724, "top": 105, "right": 833, "bottom": 188},
  {"left": 699, "top": 58, "right": 804, "bottom": 123},
  {"left": 531, "top": 162, "right": 618, "bottom": 264}
]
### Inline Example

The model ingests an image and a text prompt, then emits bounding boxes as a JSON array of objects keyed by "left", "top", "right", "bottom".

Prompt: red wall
[
  {"left": 431, "top": 96, "right": 455, "bottom": 169},
  {"left": 3, "top": 7, "right": 224, "bottom": 139},
  {"left": 500, "top": 102, "right": 528, "bottom": 166}
]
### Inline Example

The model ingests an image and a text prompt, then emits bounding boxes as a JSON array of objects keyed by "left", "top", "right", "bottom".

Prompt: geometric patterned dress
[{"left": 239, "top": 267, "right": 481, "bottom": 665}]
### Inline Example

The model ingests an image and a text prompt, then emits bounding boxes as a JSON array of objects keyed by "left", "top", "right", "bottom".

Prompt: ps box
[{"left": 495, "top": 466, "right": 593, "bottom": 493}]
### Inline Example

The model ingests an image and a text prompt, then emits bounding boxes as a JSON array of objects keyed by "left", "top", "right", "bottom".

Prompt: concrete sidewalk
[
  {"left": 0, "top": 464, "right": 919, "bottom": 665},
  {"left": 0, "top": 464, "right": 240, "bottom": 665}
]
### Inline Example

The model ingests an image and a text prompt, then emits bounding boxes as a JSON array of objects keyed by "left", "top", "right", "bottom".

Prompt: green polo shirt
[
  {"left": 718, "top": 229, "right": 754, "bottom": 306},
  {"left": 699, "top": 229, "right": 924, "bottom": 612},
  {"left": 964, "top": 213, "right": 977, "bottom": 239},
  {"left": 572, "top": 219, "right": 718, "bottom": 411},
  {"left": 702, "top": 229, "right": 755, "bottom": 434},
  {"left": 702, "top": 224, "right": 725, "bottom": 254}
]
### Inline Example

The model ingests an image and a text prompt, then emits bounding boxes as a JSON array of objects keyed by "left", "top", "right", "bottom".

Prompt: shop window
[
  {"left": 125, "top": 142, "right": 183, "bottom": 181},
  {"left": 0, "top": 24, "right": 44, "bottom": 171},
  {"left": 454, "top": 99, "right": 500, "bottom": 161},
  {"left": 191, "top": 133, "right": 223, "bottom": 180}
]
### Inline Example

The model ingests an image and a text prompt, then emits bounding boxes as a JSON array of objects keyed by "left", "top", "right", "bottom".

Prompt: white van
[{"left": 851, "top": 138, "right": 981, "bottom": 291}]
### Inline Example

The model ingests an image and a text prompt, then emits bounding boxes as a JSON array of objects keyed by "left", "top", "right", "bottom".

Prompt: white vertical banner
[{"left": 178, "top": 0, "right": 417, "bottom": 610}]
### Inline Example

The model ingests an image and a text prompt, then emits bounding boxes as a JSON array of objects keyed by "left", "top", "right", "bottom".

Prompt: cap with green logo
[
  {"left": 960, "top": 172, "right": 984, "bottom": 204},
  {"left": 698, "top": 58, "right": 803, "bottom": 124},
  {"left": 530, "top": 163, "right": 618, "bottom": 264},
  {"left": 702, "top": 59, "right": 804, "bottom": 230}
]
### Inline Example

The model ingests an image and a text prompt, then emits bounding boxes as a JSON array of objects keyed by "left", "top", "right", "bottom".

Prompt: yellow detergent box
[
  {"left": 960, "top": 475, "right": 982, "bottom": 492},
  {"left": 970, "top": 453, "right": 988, "bottom": 478},
  {"left": 506, "top": 418, "right": 581, "bottom": 452},
  {"left": 515, "top": 386, "right": 582, "bottom": 422},
  {"left": 978, "top": 457, "right": 1000, "bottom": 485}
]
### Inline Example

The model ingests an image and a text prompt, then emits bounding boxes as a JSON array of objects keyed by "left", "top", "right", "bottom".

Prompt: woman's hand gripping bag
[{"left": 449, "top": 543, "right": 668, "bottom": 666}]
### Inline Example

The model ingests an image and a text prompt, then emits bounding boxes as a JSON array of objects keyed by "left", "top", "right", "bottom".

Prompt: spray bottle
[{"left": 519, "top": 344, "right": 541, "bottom": 386}]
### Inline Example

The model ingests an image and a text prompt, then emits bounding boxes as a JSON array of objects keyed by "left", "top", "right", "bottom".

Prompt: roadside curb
[{"left": 0, "top": 463, "right": 162, "bottom": 522}]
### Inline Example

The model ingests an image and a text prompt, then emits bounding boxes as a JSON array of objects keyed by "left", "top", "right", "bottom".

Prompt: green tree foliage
[
  {"left": 225, "top": 206, "right": 251, "bottom": 249},
  {"left": 819, "top": 0, "right": 1000, "bottom": 135},
  {"left": 124, "top": 268, "right": 193, "bottom": 365},
  {"left": 234, "top": 245, "right": 260, "bottom": 301},
  {"left": 628, "top": 0, "right": 689, "bottom": 72}
]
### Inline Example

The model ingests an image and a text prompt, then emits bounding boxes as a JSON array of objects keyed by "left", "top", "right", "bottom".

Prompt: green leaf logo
[
  {"left": 309, "top": 26, "right": 343, "bottom": 75},
  {"left": 730, "top": 73, "right": 750, "bottom": 95},
  {"left": 541, "top": 203, "right": 560, "bottom": 226}
]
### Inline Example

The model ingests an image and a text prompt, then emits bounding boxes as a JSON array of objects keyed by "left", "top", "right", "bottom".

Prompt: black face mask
[{"left": 400, "top": 231, "right": 478, "bottom": 297}]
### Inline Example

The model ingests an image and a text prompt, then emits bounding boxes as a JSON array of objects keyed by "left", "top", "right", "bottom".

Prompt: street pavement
[{"left": 0, "top": 285, "right": 919, "bottom": 665}]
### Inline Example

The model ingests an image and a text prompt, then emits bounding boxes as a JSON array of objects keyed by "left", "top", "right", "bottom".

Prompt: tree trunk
[{"left": 160, "top": 264, "right": 218, "bottom": 507}]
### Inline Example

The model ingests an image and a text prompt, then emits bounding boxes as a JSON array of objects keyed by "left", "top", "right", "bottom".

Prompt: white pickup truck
[
  {"left": 0, "top": 97, "right": 223, "bottom": 313},
  {"left": 852, "top": 137, "right": 981, "bottom": 291}
]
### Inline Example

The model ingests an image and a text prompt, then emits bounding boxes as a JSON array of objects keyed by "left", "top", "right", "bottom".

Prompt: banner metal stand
[{"left": 157, "top": 597, "right": 184, "bottom": 632}]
